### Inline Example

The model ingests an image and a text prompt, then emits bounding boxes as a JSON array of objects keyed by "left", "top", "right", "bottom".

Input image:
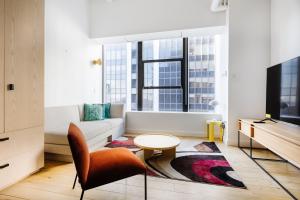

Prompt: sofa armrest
[{"left": 110, "top": 104, "right": 125, "bottom": 118}]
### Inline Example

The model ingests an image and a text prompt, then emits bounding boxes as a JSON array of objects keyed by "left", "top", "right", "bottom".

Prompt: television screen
[{"left": 266, "top": 56, "right": 300, "bottom": 126}]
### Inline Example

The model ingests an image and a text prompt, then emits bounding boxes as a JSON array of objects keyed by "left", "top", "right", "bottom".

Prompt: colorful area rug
[
  {"left": 105, "top": 136, "right": 246, "bottom": 189},
  {"left": 105, "top": 136, "right": 221, "bottom": 153}
]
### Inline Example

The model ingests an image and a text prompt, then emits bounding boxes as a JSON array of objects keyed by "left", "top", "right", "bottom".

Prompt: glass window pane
[
  {"left": 144, "top": 62, "right": 181, "bottom": 87},
  {"left": 104, "top": 43, "right": 128, "bottom": 105},
  {"left": 188, "top": 36, "right": 216, "bottom": 112},
  {"left": 159, "top": 89, "right": 182, "bottom": 112},
  {"left": 143, "top": 38, "right": 183, "bottom": 60},
  {"left": 131, "top": 42, "right": 138, "bottom": 111},
  {"left": 143, "top": 89, "right": 182, "bottom": 112},
  {"left": 142, "top": 90, "right": 154, "bottom": 111}
]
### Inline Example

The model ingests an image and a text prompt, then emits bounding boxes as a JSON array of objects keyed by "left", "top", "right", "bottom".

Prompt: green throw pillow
[
  {"left": 83, "top": 104, "right": 103, "bottom": 121},
  {"left": 102, "top": 103, "right": 111, "bottom": 119}
]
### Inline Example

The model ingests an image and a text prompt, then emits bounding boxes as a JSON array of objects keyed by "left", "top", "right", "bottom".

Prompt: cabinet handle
[
  {"left": 0, "top": 137, "right": 9, "bottom": 142},
  {"left": 7, "top": 84, "right": 15, "bottom": 91},
  {"left": 0, "top": 164, "right": 9, "bottom": 169}
]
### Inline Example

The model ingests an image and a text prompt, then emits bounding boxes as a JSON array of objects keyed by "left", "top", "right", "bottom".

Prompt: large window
[
  {"left": 139, "top": 38, "right": 186, "bottom": 111},
  {"left": 103, "top": 35, "right": 219, "bottom": 112}
]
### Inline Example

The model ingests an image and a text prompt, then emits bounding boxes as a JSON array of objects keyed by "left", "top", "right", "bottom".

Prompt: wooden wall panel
[
  {"left": 4, "top": 0, "right": 44, "bottom": 132},
  {"left": 0, "top": 0, "right": 4, "bottom": 134}
]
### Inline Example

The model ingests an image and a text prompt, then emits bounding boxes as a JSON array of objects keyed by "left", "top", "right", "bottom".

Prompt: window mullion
[
  {"left": 182, "top": 37, "right": 189, "bottom": 112},
  {"left": 137, "top": 42, "right": 143, "bottom": 111}
]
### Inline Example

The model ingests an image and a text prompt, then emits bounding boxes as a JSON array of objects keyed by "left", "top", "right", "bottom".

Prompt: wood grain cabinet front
[
  {"left": 0, "top": 0, "right": 4, "bottom": 134},
  {"left": 239, "top": 120, "right": 253, "bottom": 137},
  {"left": 254, "top": 128, "right": 300, "bottom": 168},
  {"left": 0, "top": 135, "right": 12, "bottom": 160},
  {"left": 0, "top": 126, "right": 44, "bottom": 190},
  {"left": 0, "top": 159, "right": 11, "bottom": 190},
  {"left": 0, "top": 0, "right": 44, "bottom": 190},
  {"left": 0, "top": 127, "right": 43, "bottom": 161},
  {"left": 0, "top": 149, "right": 44, "bottom": 190},
  {"left": 4, "top": 0, "right": 44, "bottom": 132}
]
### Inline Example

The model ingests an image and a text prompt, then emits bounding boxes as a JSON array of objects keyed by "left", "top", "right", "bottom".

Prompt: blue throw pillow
[
  {"left": 83, "top": 104, "right": 103, "bottom": 121},
  {"left": 102, "top": 103, "right": 111, "bottom": 119}
]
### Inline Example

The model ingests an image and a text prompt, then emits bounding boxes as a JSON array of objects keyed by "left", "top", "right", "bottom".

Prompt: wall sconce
[{"left": 92, "top": 58, "right": 102, "bottom": 66}]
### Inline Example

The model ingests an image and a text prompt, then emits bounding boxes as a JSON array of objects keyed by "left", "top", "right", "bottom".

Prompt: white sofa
[{"left": 44, "top": 104, "right": 125, "bottom": 162}]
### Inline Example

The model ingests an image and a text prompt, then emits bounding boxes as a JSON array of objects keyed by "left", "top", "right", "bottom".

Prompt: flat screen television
[{"left": 266, "top": 56, "right": 300, "bottom": 126}]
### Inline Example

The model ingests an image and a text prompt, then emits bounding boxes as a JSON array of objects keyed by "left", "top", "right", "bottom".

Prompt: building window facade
[
  {"left": 189, "top": 36, "right": 216, "bottom": 112},
  {"left": 103, "top": 43, "right": 127, "bottom": 104},
  {"left": 103, "top": 35, "right": 219, "bottom": 113}
]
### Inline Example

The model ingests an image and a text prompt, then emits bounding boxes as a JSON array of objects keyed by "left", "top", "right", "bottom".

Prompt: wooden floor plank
[{"left": 0, "top": 137, "right": 299, "bottom": 200}]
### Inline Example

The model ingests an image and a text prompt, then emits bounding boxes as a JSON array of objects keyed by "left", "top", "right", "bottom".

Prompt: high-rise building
[
  {"left": 103, "top": 36, "right": 217, "bottom": 113},
  {"left": 131, "top": 43, "right": 138, "bottom": 111},
  {"left": 188, "top": 36, "right": 215, "bottom": 112}
]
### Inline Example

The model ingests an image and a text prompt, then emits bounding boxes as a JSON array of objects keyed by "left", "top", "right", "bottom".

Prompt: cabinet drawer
[
  {"left": 254, "top": 128, "right": 300, "bottom": 168},
  {"left": 0, "top": 158, "right": 13, "bottom": 189},
  {"left": 0, "top": 126, "right": 43, "bottom": 160},
  {"left": 0, "top": 133, "right": 13, "bottom": 160},
  {"left": 8, "top": 126, "right": 44, "bottom": 157},
  {"left": 0, "top": 147, "right": 44, "bottom": 190},
  {"left": 240, "top": 121, "right": 253, "bottom": 137}
]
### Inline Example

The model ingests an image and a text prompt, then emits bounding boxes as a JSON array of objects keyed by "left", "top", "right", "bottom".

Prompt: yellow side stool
[{"left": 206, "top": 120, "right": 225, "bottom": 142}]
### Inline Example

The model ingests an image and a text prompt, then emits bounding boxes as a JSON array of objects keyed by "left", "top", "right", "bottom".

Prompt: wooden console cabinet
[
  {"left": 239, "top": 119, "right": 300, "bottom": 168},
  {"left": 0, "top": 0, "right": 44, "bottom": 190}
]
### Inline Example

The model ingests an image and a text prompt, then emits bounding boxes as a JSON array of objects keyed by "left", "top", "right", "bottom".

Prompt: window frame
[
  {"left": 102, "top": 35, "right": 219, "bottom": 113},
  {"left": 137, "top": 38, "right": 189, "bottom": 112}
]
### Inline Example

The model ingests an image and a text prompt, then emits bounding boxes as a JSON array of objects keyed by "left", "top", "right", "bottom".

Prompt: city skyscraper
[{"left": 103, "top": 36, "right": 216, "bottom": 113}]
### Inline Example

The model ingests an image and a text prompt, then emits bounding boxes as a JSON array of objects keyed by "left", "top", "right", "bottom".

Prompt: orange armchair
[{"left": 68, "top": 123, "right": 147, "bottom": 200}]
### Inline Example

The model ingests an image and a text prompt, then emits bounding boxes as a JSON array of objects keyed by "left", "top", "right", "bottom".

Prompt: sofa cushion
[
  {"left": 106, "top": 118, "right": 124, "bottom": 129},
  {"left": 76, "top": 120, "right": 112, "bottom": 140},
  {"left": 45, "top": 120, "right": 112, "bottom": 145},
  {"left": 45, "top": 105, "right": 80, "bottom": 131},
  {"left": 45, "top": 118, "right": 124, "bottom": 146},
  {"left": 78, "top": 104, "right": 125, "bottom": 121},
  {"left": 110, "top": 104, "right": 125, "bottom": 118},
  {"left": 83, "top": 104, "right": 104, "bottom": 121},
  {"left": 78, "top": 104, "right": 84, "bottom": 121},
  {"left": 45, "top": 124, "right": 71, "bottom": 145},
  {"left": 102, "top": 103, "right": 111, "bottom": 119}
]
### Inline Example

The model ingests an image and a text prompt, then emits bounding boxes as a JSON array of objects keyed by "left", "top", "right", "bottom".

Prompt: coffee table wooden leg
[
  {"left": 144, "top": 149, "right": 154, "bottom": 160},
  {"left": 162, "top": 148, "right": 176, "bottom": 158}
]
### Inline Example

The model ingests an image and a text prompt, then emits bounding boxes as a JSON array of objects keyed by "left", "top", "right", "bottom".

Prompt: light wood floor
[{"left": 0, "top": 138, "right": 299, "bottom": 200}]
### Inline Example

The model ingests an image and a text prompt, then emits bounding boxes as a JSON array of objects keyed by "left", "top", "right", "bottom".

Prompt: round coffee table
[{"left": 134, "top": 134, "right": 181, "bottom": 160}]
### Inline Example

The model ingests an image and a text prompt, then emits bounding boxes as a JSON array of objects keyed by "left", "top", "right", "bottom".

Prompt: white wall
[
  {"left": 270, "top": 0, "right": 300, "bottom": 65},
  {"left": 89, "top": 0, "right": 226, "bottom": 38},
  {"left": 227, "top": 0, "right": 270, "bottom": 145},
  {"left": 45, "top": 0, "right": 102, "bottom": 107},
  {"left": 126, "top": 112, "right": 222, "bottom": 137}
]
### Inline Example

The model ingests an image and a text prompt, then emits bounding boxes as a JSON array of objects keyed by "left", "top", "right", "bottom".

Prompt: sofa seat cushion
[
  {"left": 105, "top": 118, "right": 124, "bottom": 129},
  {"left": 76, "top": 120, "right": 112, "bottom": 140},
  {"left": 45, "top": 105, "right": 80, "bottom": 130},
  {"left": 45, "top": 119, "right": 123, "bottom": 145},
  {"left": 45, "top": 124, "right": 70, "bottom": 145}
]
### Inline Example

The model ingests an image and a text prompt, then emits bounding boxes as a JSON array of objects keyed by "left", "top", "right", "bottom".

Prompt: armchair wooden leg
[
  {"left": 80, "top": 190, "right": 85, "bottom": 200},
  {"left": 72, "top": 174, "right": 78, "bottom": 189},
  {"left": 144, "top": 171, "right": 147, "bottom": 200}
]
